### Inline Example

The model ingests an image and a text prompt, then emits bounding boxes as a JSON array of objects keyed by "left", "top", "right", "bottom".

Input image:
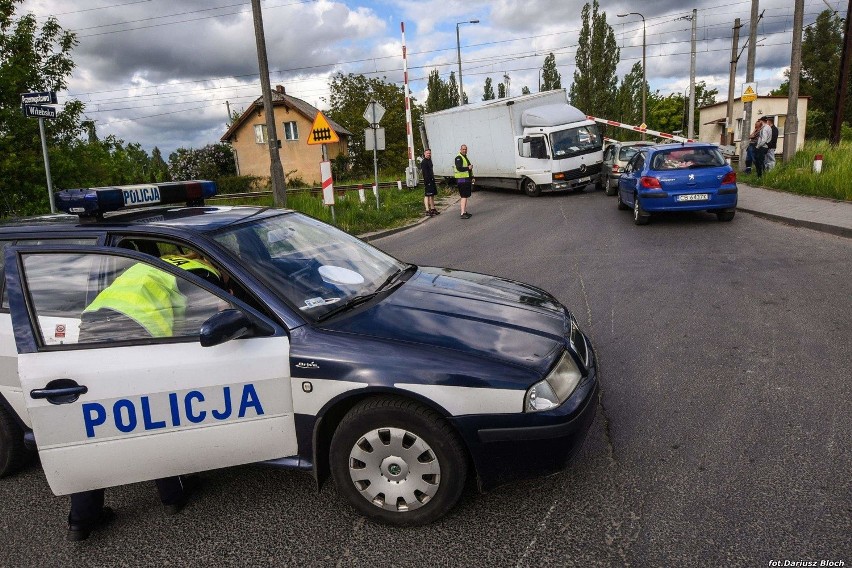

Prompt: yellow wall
[{"left": 229, "top": 105, "right": 347, "bottom": 185}]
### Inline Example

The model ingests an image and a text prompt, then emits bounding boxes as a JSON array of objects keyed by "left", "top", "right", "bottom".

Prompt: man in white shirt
[{"left": 753, "top": 117, "right": 772, "bottom": 178}]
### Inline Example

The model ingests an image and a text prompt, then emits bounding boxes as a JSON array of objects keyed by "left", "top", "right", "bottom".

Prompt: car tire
[
  {"left": 522, "top": 178, "right": 541, "bottom": 197},
  {"left": 595, "top": 177, "right": 603, "bottom": 191},
  {"left": 0, "top": 403, "right": 32, "bottom": 478},
  {"left": 617, "top": 191, "right": 629, "bottom": 210},
  {"left": 604, "top": 179, "right": 617, "bottom": 197},
  {"left": 330, "top": 396, "right": 467, "bottom": 526},
  {"left": 716, "top": 209, "right": 736, "bottom": 222},
  {"left": 633, "top": 195, "right": 650, "bottom": 225}
]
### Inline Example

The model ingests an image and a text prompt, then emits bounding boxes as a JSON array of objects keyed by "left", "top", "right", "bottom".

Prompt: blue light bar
[{"left": 56, "top": 181, "right": 217, "bottom": 217}]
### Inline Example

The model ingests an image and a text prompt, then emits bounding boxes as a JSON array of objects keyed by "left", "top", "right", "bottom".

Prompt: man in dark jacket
[
  {"left": 764, "top": 116, "right": 779, "bottom": 171},
  {"left": 420, "top": 149, "right": 439, "bottom": 216}
]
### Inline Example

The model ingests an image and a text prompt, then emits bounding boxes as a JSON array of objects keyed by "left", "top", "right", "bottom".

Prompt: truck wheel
[
  {"left": 0, "top": 403, "right": 32, "bottom": 478},
  {"left": 522, "top": 179, "right": 541, "bottom": 197},
  {"left": 330, "top": 396, "right": 467, "bottom": 526}
]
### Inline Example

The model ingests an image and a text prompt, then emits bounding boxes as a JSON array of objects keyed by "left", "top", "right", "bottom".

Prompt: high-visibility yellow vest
[
  {"left": 83, "top": 263, "right": 186, "bottom": 338},
  {"left": 160, "top": 255, "right": 221, "bottom": 280},
  {"left": 455, "top": 154, "right": 471, "bottom": 179}
]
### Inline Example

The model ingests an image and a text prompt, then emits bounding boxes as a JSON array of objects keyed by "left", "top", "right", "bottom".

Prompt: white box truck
[{"left": 422, "top": 89, "right": 603, "bottom": 196}]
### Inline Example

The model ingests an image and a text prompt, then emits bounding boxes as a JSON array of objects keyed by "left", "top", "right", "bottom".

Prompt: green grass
[
  {"left": 739, "top": 140, "right": 852, "bottom": 201},
  {"left": 215, "top": 180, "right": 456, "bottom": 235}
]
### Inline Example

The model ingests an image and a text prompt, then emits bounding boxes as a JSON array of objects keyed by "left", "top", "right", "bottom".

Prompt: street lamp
[
  {"left": 456, "top": 19, "right": 479, "bottom": 105},
  {"left": 618, "top": 12, "right": 646, "bottom": 140}
]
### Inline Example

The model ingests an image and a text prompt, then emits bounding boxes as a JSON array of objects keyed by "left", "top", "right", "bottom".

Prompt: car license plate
[
  {"left": 577, "top": 176, "right": 590, "bottom": 184},
  {"left": 677, "top": 193, "right": 709, "bottom": 202},
  {"left": 120, "top": 185, "right": 162, "bottom": 206}
]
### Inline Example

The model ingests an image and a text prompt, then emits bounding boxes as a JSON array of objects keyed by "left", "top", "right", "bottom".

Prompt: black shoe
[
  {"left": 425, "top": 210, "right": 434, "bottom": 217},
  {"left": 164, "top": 477, "right": 202, "bottom": 516},
  {"left": 68, "top": 506, "right": 115, "bottom": 542},
  {"left": 460, "top": 212, "right": 472, "bottom": 219},
  {"left": 431, "top": 209, "right": 440, "bottom": 215}
]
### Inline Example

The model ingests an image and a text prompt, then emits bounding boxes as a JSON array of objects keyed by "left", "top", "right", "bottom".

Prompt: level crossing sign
[{"left": 306, "top": 111, "right": 340, "bottom": 145}]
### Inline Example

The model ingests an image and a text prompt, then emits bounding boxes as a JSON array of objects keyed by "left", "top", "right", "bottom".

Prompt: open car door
[{"left": 4, "top": 245, "right": 296, "bottom": 495}]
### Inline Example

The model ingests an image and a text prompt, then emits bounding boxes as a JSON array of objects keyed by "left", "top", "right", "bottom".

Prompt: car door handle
[{"left": 30, "top": 379, "right": 88, "bottom": 405}]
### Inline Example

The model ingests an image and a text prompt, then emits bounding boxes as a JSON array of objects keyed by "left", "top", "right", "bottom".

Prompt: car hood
[{"left": 323, "top": 267, "right": 568, "bottom": 376}]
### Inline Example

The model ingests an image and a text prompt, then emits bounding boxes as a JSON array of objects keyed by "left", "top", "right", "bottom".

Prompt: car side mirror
[{"left": 200, "top": 309, "right": 269, "bottom": 347}]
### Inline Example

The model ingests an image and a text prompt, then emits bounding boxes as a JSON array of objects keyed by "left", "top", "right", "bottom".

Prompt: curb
[
  {"left": 737, "top": 207, "right": 852, "bottom": 239},
  {"left": 359, "top": 195, "right": 461, "bottom": 242}
]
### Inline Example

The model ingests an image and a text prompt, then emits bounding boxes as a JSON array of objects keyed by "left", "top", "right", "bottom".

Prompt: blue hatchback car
[{"left": 616, "top": 143, "right": 737, "bottom": 225}]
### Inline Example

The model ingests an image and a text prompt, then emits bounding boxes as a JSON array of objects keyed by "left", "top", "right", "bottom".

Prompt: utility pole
[
  {"left": 726, "top": 19, "right": 742, "bottom": 146},
  {"left": 784, "top": 0, "right": 804, "bottom": 162},
  {"left": 250, "top": 0, "right": 287, "bottom": 207},
  {"left": 830, "top": 0, "right": 852, "bottom": 145},
  {"left": 739, "top": 0, "right": 760, "bottom": 171},
  {"left": 688, "top": 9, "right": 697, "bottom": 139}
]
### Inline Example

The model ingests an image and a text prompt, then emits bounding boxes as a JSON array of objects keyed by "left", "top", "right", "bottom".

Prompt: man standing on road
[
  {"left": 764, "top": 116, "right": 779, "bottom": 172},
  {"left": 753, "top": 118, "right": 771, "bottom": 178},
  {"left": 455, "top": 144, "right": 473, "bottom": 219},
  {"left": 420, "top": 149, "right": 439, "bottom": 216}
]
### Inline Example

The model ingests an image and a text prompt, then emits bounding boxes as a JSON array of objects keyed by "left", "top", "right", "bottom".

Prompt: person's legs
[
  {"left": 424, "top": 194, "right": 432, "bottom": 215},
  {"left": 765, "top": 150, "right": 776, "bottom": 171},
  {"left": 754, "top": 147, "right": 767, "bottom": 177},
  {"left": 458, "top": 181, "right": 472, "bottom": 217},
  {"left": 68, "top": 489, "right": 114, "bottom": 541}
]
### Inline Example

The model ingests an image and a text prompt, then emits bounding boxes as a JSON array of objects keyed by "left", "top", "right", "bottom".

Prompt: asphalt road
[{"left": 2, "top": 188, "right": 850, "bottom": 567}]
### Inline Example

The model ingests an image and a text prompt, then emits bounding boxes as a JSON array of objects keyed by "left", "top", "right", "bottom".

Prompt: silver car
[{"left": 598, "top": 141, "right": 653, "bottom": 196}]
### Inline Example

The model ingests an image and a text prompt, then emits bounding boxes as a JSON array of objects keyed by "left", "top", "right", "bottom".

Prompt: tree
[
  {"left": 447, "top": 72, "right": 460, "bottom": 107},
  {"left": 326, "top": 73, "right": 421, "bottom": 179},
  {"left": 569, "top": 0, "right": 620, "bottom": 118},
  {"left": 540, "top": 53, "right": 562, "bottom": 91},
  {"left": 497, "top": 83, "right": 507, "bottom": 99},
  {"left": 647, "top": 92, "right": 686, "bottom": 135},
  {"left": 168, "top": 143, "right": 236, "bottom": 181},
  {"left": 425, "top": 69, "right": 452, "bottom": 113},
  {"left": 615, "top": 61, "right": 644, "bottom": 137},
  {"left": 483, "top": 77, "right": 495, "bottom": 101},
  {"left": 150, "top": 147, "right": 170, "bottom": 182},
  {"left": 686, "top": 81, "right": 717, "bottom": 137},
  {"left": 521, "top": 86, "right": 531, "bottom": 95},
  {"left": 0, "top": 0, "right": 83, "bottom": 215}
]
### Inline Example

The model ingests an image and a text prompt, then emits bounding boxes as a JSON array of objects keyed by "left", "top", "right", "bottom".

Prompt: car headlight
[{"left": 524, "top": 351, "right": 583, "bottom": 412}]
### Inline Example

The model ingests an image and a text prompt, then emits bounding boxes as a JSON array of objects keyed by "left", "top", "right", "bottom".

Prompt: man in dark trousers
[
  {"left": 454, "top": 144, "right": 473, "bottom": 219},
  {"left": 420, "top": 149, "right": 439, "bottom": 216},
  {"left": 764, "top": 116, "right": 779, "bottom": 171}
]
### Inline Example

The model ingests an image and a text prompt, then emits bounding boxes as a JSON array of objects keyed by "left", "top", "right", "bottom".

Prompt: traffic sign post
[
  {"left": 21, "top": 91, "right": 58, "bottom": 213},
  {"left": 364, "top": 101, "right": 385, "bottom": 210},
  {"left": 307, "top": 112, "right": 338, "bottom": 223}
]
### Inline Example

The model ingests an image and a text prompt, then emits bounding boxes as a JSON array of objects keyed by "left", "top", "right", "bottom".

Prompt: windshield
[
  {"left": 550, "top": 124, "right": 601, "bottom": 159},
  {"left": 212, "top": 212, "right": 406, "bottom": 320},
  {"left": 650, "top": 147, "right": 726, "bottom": 170},
  {"left": 619, "top": 145, "right": 650, "bottom": 162}
]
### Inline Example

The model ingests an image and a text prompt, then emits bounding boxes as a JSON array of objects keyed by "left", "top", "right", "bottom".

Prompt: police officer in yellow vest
[
  {"left": 68, "top": 253, "right": 223, "bottom": 541},
  {"left": 454, "top": 144, "right": 473, "bottom": 219}
]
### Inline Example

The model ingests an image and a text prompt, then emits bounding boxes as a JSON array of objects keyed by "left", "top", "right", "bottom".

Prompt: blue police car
[
  {"left": 0, "top": 181, "right": 598, "bottom": 526},
  {"left": 616, "top": 143, "right": 738, "bottom": 225}
]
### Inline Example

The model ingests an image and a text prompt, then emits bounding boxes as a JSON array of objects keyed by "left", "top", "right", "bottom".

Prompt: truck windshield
[{"left": 551, "top": 125, "right": 602, "bottom": 158}]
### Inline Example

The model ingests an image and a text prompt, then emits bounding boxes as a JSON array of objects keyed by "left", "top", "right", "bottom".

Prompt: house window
[
  {"left": 283, "top": 121, "right": 299, "bottom": 141},
  {"left": 254, "top": 124, "right": 268, "bottom": 144}
]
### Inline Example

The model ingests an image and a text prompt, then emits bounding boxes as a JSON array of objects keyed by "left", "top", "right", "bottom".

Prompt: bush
[{"left": 216, "top": 175, "right": 265, "bottom": 195}]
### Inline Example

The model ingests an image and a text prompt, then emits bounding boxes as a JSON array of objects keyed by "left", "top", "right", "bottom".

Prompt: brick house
[{"left": 221, "top": 85, "right": 351, "bottom": 184}]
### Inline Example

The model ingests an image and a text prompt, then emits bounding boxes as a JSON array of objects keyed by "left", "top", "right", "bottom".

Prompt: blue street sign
[
  {"left": 20, "top": 91, "right": 57, "bottom": 105},
  {"left": 23, "top": 105, "right": 57, "bottom": 119}
]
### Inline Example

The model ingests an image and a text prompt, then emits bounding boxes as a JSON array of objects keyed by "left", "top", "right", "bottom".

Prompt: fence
[{"left": 207, "top": 181, "right": 414, "bottom": 203}]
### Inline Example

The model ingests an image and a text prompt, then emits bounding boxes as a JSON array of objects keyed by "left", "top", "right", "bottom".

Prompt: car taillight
[
  {"left": 640, "top": 176, "right": 662, "bottom": 189},
  {"left": 721, "top": 171, "right": 736, "bottom": 185},
  {"left": 612, "top": 165, "right": 620, "bottom": 173}
]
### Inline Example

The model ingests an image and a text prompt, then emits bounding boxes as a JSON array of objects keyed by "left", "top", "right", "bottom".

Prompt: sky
[{"left": 17, "top": 0, "right": 845, "bottom": 156}]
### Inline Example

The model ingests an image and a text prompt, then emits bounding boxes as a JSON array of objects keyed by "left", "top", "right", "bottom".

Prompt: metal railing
[{"left": 207, "top": 181, "right": 415, "bottom": 203}]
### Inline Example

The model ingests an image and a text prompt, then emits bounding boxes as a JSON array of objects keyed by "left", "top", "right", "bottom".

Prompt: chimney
[{"left": 275, "top": 85, "right": 285, "bottom": 95}]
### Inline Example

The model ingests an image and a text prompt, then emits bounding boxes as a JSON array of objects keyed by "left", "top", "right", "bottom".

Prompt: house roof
[{"left": 220, "top": 87, "right": 352, "bottom": 142}]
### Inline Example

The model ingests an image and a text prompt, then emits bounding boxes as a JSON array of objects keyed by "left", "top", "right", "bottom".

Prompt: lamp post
[
  {"left": 456, "top": 19, "right": 479, "bottom": 105},
  {"left": 618, "top": 12, "right": 646, "bottom": 140}
]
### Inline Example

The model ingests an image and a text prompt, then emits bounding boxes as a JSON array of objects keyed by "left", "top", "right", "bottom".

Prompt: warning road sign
[
  {"left": 307, "top": 111, "right": 340, "bottom": 145},
  {"left": 741, "top": 82, "right": 757, "bottom": 103}
]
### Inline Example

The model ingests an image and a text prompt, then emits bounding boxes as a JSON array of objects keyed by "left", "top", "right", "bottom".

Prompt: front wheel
[
  {"left": 330, "top": 397, "right": 467, "bottom": 526},
  {"left": 604, "top": 177, "right": 617, "bottom": 196},
  {"left": 0, "top": 404, "right": 32, "bottom": 478},
  {"left": 522, "top": 178, "right": 541, "bottom": 197},
  {"left": 633, "top": 195, "right": 650, "bottom": 225}
]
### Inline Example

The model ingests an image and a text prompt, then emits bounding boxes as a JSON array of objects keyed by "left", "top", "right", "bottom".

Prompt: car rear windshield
[
  {"left": 650, "top": 147, "right": 726, "bottom": 170},
  {"left": 619, "top": 146, "right": 647, "bottom": 161}
]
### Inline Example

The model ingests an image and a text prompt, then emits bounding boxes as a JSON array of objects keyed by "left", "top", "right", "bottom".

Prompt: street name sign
[
  {"left": 23, "top": 105, "right": 57, "bottom": 119},
  {"left": 20, "top": 91, "right": 57, "bottom": 105}
]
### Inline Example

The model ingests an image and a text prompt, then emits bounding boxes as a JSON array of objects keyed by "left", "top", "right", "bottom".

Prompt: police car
[{"left": 0, "top": 181, "right": 598, "bottom": 526}]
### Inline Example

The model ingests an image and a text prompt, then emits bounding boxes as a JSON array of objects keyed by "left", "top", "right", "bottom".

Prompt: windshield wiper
[
  {"left": 316, "top": 293, "right": 379, "bottom": 322},
  {"left": 375, "top": 263, "right": 414, "bottom": 293}
]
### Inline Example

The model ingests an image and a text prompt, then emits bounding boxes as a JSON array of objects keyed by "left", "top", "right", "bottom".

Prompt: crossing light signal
[{"left": 307, "top": 111, "right": 340, "bottom": 145}]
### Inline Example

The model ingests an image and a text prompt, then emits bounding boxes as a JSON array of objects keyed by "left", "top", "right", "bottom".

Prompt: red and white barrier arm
[{"left": 586, "top": 116, "right": 695, "bottom": 143}]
